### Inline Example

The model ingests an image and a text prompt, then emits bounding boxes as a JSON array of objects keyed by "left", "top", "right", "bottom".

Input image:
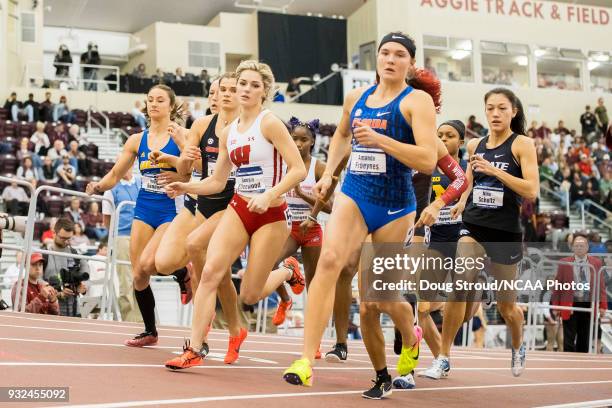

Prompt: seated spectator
[
  {"left": 578, "top": 153, "right": 594, "bottom": 177},
  {"left": 83, "top": 201, "right": 108, "bottom": 240},
  {"left": 4, "top": 92, "right": 34, "bottom": 122},
  {"left": 70, "top": 222, "right": 90, "bottom": 248},
  {"left": 23, "top": 93, "right": 39, "bottom": 121},
  {"left": 592, "top": 138, "right": 608, "bottom": 162},
  {"left": 54, "top": 122, "right": 69, "bottom": 144},
  {"left": 570, "top": 173, "right": 587, "bottom": 208},
  {"left": 537, "top": 122, "right": 552, "bottom": 139},
  {"left": 68, "top": 124, "right": 88, "bottom": 146},
  {"left": 47, "top": 139, "right": 68, "bottom": 168},
  {"left": 87, "top": 241, "right": 115, "bottom": 300},
  {"left": 64, "top": 197, "right": 84, "bottom": 227},
  {"left": 16, "top": 137, "right": 35, "bottom": 163},
  {"left": 31, "top": 122, "right": 50, "bottom": 156},
  {"left": 285, "top": 78, "right": 302, "bottom": 99},
  {"left": 53, "top": 95, "right": 75, "bottom": 123},
  {"left": 16, "top": 156, "right": 40, "bottom": 187},
  {"left": 151, "top": 68, "right": 164, "bottom": 83},
  {"left": 536, "top": 213, "right": 551, "bottom": 242},
  {"left": 132, "top": 63, "right": 147, "bottom": 78},
  {"left": 174, "top": 67, "right": 184, "bottom": 82},
  {"left": 131, "top": 100, "right": 147, "bottom": 129},
  {"left": 584, "top": 180, "right": 601, "bottom": 205},
  {"left": 56, "top": 155, "right": 77, "bottom": 189},
  {"left": 41, "top": 217, "right": 57, "bottom": 248},
  {"left": 191, "top": 101, "right": 205, "bottom": 120},
  {"left": 41, "top": 156, "right": 57, "bottom": 182},
  {"left": 528, "top": 120, "right": 539, "bottom": 136},
  {"left": 39, "top": 91, "right": 54, "bottom": 122},
  {"left": 1, "top": 180, "right": 29, "bottom": 215},
  {"left": 11, "top": 253, "right": 59, "bottom": 315},
  {"left": 554, "top": 120, "right": 569, "bottom": 136},
  {"left": 67, "top": 140, "right": 82, "bottom": 171},
  {"left": 600, "top": 170, "right": 612, "bottom": 199},
  {"left": 540, "top": 157, "right": 557, "bottom": 181}
]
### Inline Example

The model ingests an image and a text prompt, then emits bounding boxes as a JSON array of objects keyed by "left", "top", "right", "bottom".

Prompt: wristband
[{"left": 307, "top": 215, "right": 318, "bottom": 223}]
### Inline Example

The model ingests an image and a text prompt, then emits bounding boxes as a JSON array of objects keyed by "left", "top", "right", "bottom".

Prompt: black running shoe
[
  {"left": 362, "top": 376, "right": 393, "bottom": 400},
  {"left": 394, "top": 328, "right": 402, "bottom": 355},
  {"left": 325, "top": 343, "right": 348, "bottom": 363}
]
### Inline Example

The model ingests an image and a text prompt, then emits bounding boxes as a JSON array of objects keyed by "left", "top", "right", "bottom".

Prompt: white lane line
[
  {"left": 40, "top": 380, "right": 612, "bottom": 408},
  {"left": 533, "top": 399, "right": 612, "bottom": 408}
]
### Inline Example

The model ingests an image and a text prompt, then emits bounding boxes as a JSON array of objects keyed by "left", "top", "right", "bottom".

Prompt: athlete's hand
[
  {"left": 85, "top": 182, "right": 102, "bottom": 196},
  {"left": 181, "top": 145, "right": 201, "bottom": 161},
  {"left": 157, "top": 171, "right": 184, "bottom": 187},
  {"left": 165, "top": 182, "right": 187, "bottom": 199},
  {"left": 299, "top": 218, "right": 315, "bottom": 235},
  {"left": 148, "top": 150, "right": 162, "bottom": 165},
  {"left": 313, "top": 173, "right": 333, "bottom": 200},
  {"left": 168, "top": 123, "right": 188, "bottom": 149},
  {"left": 450, "top": 201, "right": 465, "bottom": 220},
  {"left": 416, "top": 201, "right": 444, "bottom": 228},
  {"left": 470, "top": 155, "right": 497, "bottom": 177},
  {"left": 247, "top": 192, "right": 273, "bottom": 214},
  {"left": 353, "top": 121, "right": 384, "bottom": 148}
]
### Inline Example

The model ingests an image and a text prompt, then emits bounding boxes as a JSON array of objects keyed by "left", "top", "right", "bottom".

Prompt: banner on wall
[
  {"left": 419, "top": 0, "right": 610, "bottom": 26},
  {"left": 341, "top": 69, "right": 376, "bottom": 99}
]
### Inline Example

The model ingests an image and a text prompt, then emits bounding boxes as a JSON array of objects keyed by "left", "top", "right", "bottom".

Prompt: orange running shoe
[
  {"left": 124, "top": 331, "right": 158, "bottom": 347},
  {"left": 284, "top": 257, "right": 305, "bottom": 295},
  {"left": 272, "top": 298, "right": 293, "bottom": 326},
  {"left": 165, "top": 340, "right": 208, "bottom": 370},
  {"left": 224, "top": 327, "right": 248, "bottom": 364}
]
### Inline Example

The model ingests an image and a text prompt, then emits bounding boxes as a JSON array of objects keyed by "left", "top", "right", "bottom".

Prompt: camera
[{"left": 48, "top": 263, "right": 89, "bottom": 293}]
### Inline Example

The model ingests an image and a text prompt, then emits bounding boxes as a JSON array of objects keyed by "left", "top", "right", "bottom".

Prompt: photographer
[
  {"left": 53, "top": 44, "right": 72, "bottom": 78},
  {"left": 80, "top": 42, "right": 101, "bottom": 91},
  {"left": 43, "top": 217, "right": 90, "bottom": 317},
  {"left": 11, "top": 253, "right": 59, "bottom": 315}
]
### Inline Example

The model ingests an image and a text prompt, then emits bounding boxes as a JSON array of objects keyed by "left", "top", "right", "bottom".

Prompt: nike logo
[
  {"left": 376, "top": 111, "right": 391, "bottom": 117},
  {"left": 388, "top": 209, "right": 404, "bottom": 215},
  {"left": 510, "top": 254, "right": 521, "bottom": 260},
  {"left": 494, "top": 154, "right": 504, "bottom": 158}
]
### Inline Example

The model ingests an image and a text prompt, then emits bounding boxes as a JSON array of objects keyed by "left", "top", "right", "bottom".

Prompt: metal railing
[
  {"left": 539, "top": 173, "right": 570, "bottom": 216},
  {"left": 87, "top": 106, "right": 111, "bottom": 147},
  {"left": 580, "top": 200, "right": 612, "bottom": 236},
  {"left": 286, "top": 72, "right": 338, "bottom": 103},
  {"left": 25, "top": 61, "right": 120, "bottom": 92}
]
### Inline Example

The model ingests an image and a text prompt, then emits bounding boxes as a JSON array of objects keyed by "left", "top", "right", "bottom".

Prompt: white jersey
[
  {"left": 286, "top": 158, "right": 317, "bottom": 223},
  {"left": 227, "top": 109, "right": 284, "bottom": 197}
]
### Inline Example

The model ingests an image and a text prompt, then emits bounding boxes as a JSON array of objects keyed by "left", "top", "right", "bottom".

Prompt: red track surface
[{"left": 1, "top": 311, "right": 612, "bottom": 408}]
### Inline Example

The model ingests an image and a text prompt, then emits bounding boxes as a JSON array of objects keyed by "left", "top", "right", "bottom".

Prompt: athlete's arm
[
  {"left": 298, "top": 160, "right": 334, "bottom": 214},
  {"left": 370, "top": 90, "right": 437, "bottom": 174},
  {"left": 86, "top": 134, "right": 139, "bottom": 194},
  {"left": 450, "top": 138, "right": 478, "bottom": 219},
  {"left": 176, "top": 116, "right": 211, "bottom": 176},
  {"left": 472, "top": 135, "right": 539, "bottom": 200}
]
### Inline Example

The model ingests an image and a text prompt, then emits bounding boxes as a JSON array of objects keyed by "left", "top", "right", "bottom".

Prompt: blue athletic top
[
  {"left": 136, "top": 129, "right": 181, "bottom": 205},
  {"left": 342, "top": 84, "right": 416, "bottom": 208}
]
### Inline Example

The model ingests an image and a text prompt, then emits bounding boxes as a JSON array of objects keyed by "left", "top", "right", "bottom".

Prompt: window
[
  {"left": 536, "top": 47, "right": 583, "bottom": 91},
  {"left": 21, "top": 12, "right": 35, "bottom": 43},
  {"left": 188, "top": 41, "right": 220, "bottom": 69},
  {"left": 588, "top": 52, "right": 612, "bottom": 93},
  {"left": 423, "top": 36, "right": 473, "bottom": 82},
  {"left": 481, "top": 41, "right": 529, "bottom": 87}
]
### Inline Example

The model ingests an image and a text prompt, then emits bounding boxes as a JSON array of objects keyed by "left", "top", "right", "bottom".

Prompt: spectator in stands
[
  {"left": 539, "top": 157, "right": 556, "bottom": 181},
  {"left": 4, "top": 92, "right": 34, "bottom": 122},
  {"left": 424, "top": 57, "right": 437, "bottom": 77},
  {"left": 16, "top": 157, "right": 39, "bottom": 187},
  {"left": 595, "top": 97, "right": 608, "bottom": 136},
  {"left": 53, "top": 44, "right": 72, "bottom": 78},
  {"left": 131, "top": 100, "right": 147, "bottom": 129},
  {"left": 87, "top": 241, "right": 114, "bottom": 300},
  {"left": 47, "top": 139, "right": 67, "bottom": 168},
  {"left": 80, "top": 42, "right": 101, "bottom": 91},
  {"left": 64, "top": 197, "right": 84, "bottom": 228},
  {"left": 151, "top": 68, "right": 164, "bottom": 83},
  {"left": 536, "top": 213, "right": 552, "bottom": 243},
  {"left": 11, "top": 253, "right": 59, "bottom": 315},
  {"left": 67, "top": 140, "right": 82, "bottom": 171},
  {"left": 68, "top": 124, "right": 87, "bottom": 146},
  {"left": 191, "top": 101, "right": 205, "bottom": 121},
  {"left": 200, "top": 69, "right": 211, "bottom": 94},
  {"left": 528, "top": 120, "right": 539, "bottom": 136},
  {"left": 551, "top": 235, "right": 607, "bottom": 353},
  {"left": 53, "top": 95, "right": 75, "bottom": 123},
  {"left": 2, "top": 250, "right": 22, "bottom": 292},
  {"left": 102, "top": 162, "right": 141, "bottom": 322},
  {"left": 537, "top": 121, "right": 552, "bottom": 139},
  {"left": 584, "top": 180, "right": 601, "bottom": 206},
  {"left": 31, "top": 122, "right": 50, "bottom": 156},
  {"left": 1, "top": 180, "right": 29, "bottom": 215},
  {"left": 467, "top": 115, "right": 485, "bottom": 136},
  {"left": 38, "top": 91, "right": 54, "bottom": 122},
  {"left": 16, "top": 137, "right": 36, "bottom": 164},
  {"left": 570, "top": 172, "right": 587, "bottom": 208},
  {"left": 286, "top": 77, "right": 302, "bottom": 99},
  {"left": 521, "top": 198, "right": 537, "bottom": 242},
  {"left": 41, "top": 156, "right": 57, "bottom": 182},
  {"left": 56, "top": 154, "right": 77, "bottom": 189},
  {"left": 555, "top": 120, "right": 570, "bottom": 136},
  {"left": 578, "top": 153, "right": 594, "bottom": 177},
  {"left": 70, "top": 222, "right": 90, "bottom": 248},
  {"left": 43, "top": 217, "right": 90, "bottom": 317},
  {"left": 132, "top": 63, "right": 147, "bottom": 78},
  {"left": 599, "top": 170, "right": 612, "bottom": 199},
  {"left": 581, "top": 105, "right": 598, "bottom": 140},
  {"left": 174, "top": 67, "right": 184, "bottom": 82},
  {"left": 83, "top": 201, "right": 107, "bottom": 241},
  {"left": 41, "top": 217, "right": 57, "bottom": 248},
  {"left": 23, "top": 93, "right": 39, "bottom": 122}
]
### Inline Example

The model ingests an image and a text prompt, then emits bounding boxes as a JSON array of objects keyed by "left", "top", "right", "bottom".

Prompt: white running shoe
[
  {"left": 392, "top": 372, "right": 416, "bottom": 389},
  {"left": 511, "top": 343, "right": 526, "bottom": 377},
  {"left": 418, "top": 356, "right": 450, "bottom": 380}
]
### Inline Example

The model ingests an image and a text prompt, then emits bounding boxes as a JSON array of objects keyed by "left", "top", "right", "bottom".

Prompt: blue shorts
[
  {"left": 342, "top": 190, "right": 416, "bottom": 234},
  {"left": 134, "top": 198, "right": 177, "bottom": 229}
]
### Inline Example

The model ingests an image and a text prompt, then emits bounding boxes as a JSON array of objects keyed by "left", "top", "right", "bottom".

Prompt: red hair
[{"left": 408, "top": 68, "right": 442, "bottom": 113}]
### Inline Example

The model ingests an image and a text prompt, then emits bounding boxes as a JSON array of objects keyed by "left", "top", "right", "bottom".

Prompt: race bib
[
  {"left": 288, "top": 203, "right": 311, "bottom": 222},
  {"left": 142, "top": 175, "right": 164, "bottom": 194},
  {"left": 473, "top": 185, "right": 504, "bottom": 209},
  {"left": 435, "top": 206, "right": 462, "bottom": 225},
  {"left": 207, "top": 161, "right": 216, "bottom": 177},
  {"left": 349, "top": 147, "right": 386, "bottom": 175},
  {"left": 235, "top": 165, "right": 265, "bottom": 194}
]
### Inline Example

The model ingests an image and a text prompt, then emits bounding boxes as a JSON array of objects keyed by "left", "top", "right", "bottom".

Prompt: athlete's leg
[
  {"left": 186, "top": 211, "right": 207, "bottom": 290},
  {"left": 333, "top": 252, "right": 360, "bottom": 344},
  {"left": 301, "top": 245, "right": 321, "bottom": 288},
  {"left": 418, "top": 301, "right": 443, "bottom": 358},
  {"left": 491, "top": 262, "right": 524, "bottom": 349},
  {"left": 139, "top": 223, "right": 171, "bottom": 277},
  {"left": 273, "top": 238, "right": 300, "bottom": 302},
  {"left": 155, "top": 208, "right": 199, "bottom": 274}
]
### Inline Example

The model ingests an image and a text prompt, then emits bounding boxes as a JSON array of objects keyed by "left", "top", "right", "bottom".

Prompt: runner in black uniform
[{"left": 444, "top": 88, "right": 538, "bottom": 378}]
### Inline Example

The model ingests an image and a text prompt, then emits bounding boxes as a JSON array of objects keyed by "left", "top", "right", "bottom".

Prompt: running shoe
[
  {"left": 397, "top": 326, "right": 423, "bottom": 376},
  {"left": 284, "top": 257, "right": 305, "bottom": 295},
  {"left": 224, "top": 327, "right": 248, "bottom": 364},
  {"left": 393, "top": 328, "right": 402, "bottom": 355},
  {"left": 511, "top": 342, "right": 526, "bottom": 377},
  {"left": 172, "top": 266, "right": 193, "bottom": 305},
  {"left": 362, "top": 376, "right": 392, "bottom": 399},
  {"left": 418, "top": 356, "right": 450, "bottom": 379},
  {"left": 165, "top": 339, "right": 209, "bottom": 370},
  {"left": 283, "top": 358, "right": 312, "bottom": 387},
  {"left": 325, "top": 343, "right": 348, "bottom": 363},
  {"left": 272, "top": 298, "right": 292, "bottom": 326},
  {"left": 392, "top": 372, "right": 416, "bottom": 389},
  {"left": 124, "top": 331, "right": 158, "bottom": 347}
]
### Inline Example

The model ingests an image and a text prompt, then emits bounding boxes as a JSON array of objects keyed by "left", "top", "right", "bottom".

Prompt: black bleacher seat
[
  {"left": 3, "top": 121, "right": 16, "bottom": 138},
  {"left": 42, "top": 195, "right": 64, "bottom": 217},
  {"left": 0, "top": 108, "right": 8, "bottom": 121},
  {"left": 0, "top": 154, "right": 18, "bottom": 174}
]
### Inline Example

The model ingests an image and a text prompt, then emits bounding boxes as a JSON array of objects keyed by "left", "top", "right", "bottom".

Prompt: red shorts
[
  {"left": 290, "top": 222, "right": 323, "bottom": 248},
  {"left": 229, "top": 193, "right": 289, "bottom": 236}
]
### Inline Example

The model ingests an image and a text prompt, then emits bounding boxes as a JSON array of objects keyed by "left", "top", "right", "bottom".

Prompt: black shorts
[
  {"left": 184, "top": 195, "right": 197, "bottom": 216},
  {"left": 459, "top": 221, "right": 523, "bottom": 265},
  {"left": 429, "top": 223, "right": 462, "bottom": 259},
  {"left": 197, "top": 193, "right": 232, "bottom": 219}
]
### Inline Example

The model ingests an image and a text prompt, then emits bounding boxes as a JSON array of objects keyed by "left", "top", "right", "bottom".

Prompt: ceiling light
[
  {"left": 451, "top": 50, "right": 470, "bottom": 60},
  {"left": 306, "top": 12, "right": 312, "bottom": 16},
  {"left": 588, "top": 61, "right": 601, "bottom": 71},
  {"left": 515, "top": 56, "right": 528, "bottom": 66},
  {"left": 593, "top": 54, "right": 609, "bottom": 62},
  {"left": 534, "top": 49, "right": 546, "bottom": 58}
]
